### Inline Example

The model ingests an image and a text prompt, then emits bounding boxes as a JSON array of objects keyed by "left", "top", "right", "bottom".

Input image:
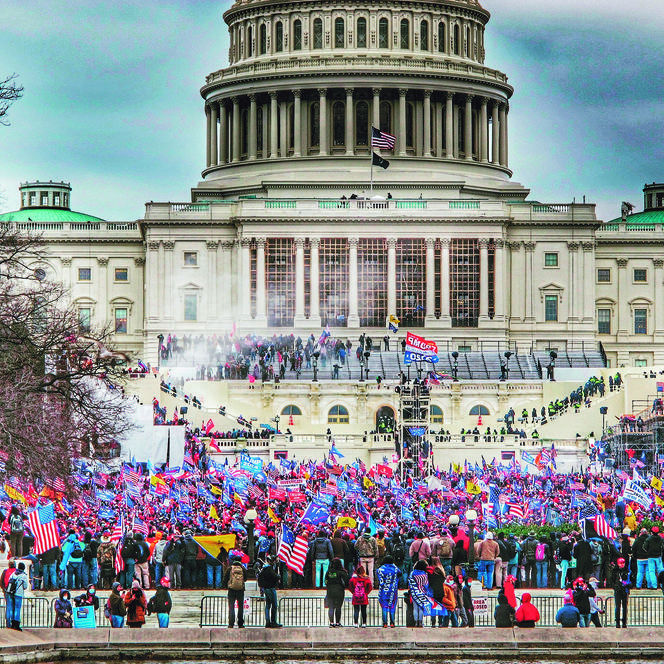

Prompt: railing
[
  {"left": 0, "top": 221, "right": 140, "bottom": 234},
  {"left": 0, "top": 597, "right": 53, "bottom": 628},
  {"left": 265, "top": 200, "right": 297, "bottom": 209},
  {"left": 599, "top": 341, "right": 608, "bottom": 367}
]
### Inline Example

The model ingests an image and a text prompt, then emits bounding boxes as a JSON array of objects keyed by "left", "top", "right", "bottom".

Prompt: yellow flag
[
  {"left": 656, "top": 495, "right": 664, "bottom": 507},
  {"left": 208, "top": 505, "right": 219, "bottom": 520},
  {"left": 150, "top": 473, "right": 167, "bottom": 487},
  {"left": 209, "top": 484, "right": 223, "bottom": 496},
  {"left": 267, "top": 507, "right": 280, "bottom": 523},
  {"left": 194, "top": 534, "right": 236, "bottom": 558},
  {"left": 336, "top": 516, "right": 357, "bottom": 529},
  {"left": 364, "top": 476, "right": 374, "bottom": 489},
  {"left": 5, "top": 484, "right": 26, "bottom": 505},
  {"left": 453, "top": 463, "right": 462, "bottom": 474},
  {"left": 466, "top": 480, "right": 481, "bottom": 495},
  {"left": 651, "top": 477, "right": 663, "bottom": 492}
]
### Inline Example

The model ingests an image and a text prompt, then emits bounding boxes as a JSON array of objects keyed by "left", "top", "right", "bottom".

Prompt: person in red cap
[
  {"left": 646, "top": 526, "right": 663, "bottom": 590},
  {"left": 515, "top": 593, "right": 540, "bottom": 628},
  {"left": 147, "top": 577, "right": 172, "bottom": 628},
  {"left": 611, "top": 557, "right": 630, "bottom": 628}
]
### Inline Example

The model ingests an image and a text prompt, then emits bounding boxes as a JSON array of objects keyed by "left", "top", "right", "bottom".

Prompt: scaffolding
[{"left": 397, "top": 381, "right": 432, "bottom": 480}]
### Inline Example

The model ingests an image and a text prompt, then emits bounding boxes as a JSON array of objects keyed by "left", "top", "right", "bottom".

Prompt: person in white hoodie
[{"left": 6, "top": 561, "right": 29, "bottom": 631}]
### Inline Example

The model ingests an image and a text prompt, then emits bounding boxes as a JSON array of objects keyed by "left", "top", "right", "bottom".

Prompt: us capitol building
[{"left": 2, "top": 0, "right": 664, "bottom": 375}]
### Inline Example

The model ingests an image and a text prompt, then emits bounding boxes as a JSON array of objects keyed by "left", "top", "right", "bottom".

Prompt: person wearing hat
[
  {"left": 645, "top": 526, "right": 663, "bottom": 590},
  {"left": 257, "top": 556, "right": 282, "bottom": 628},
  {"left": 181, "top": 529, "right": 199, "bottom": 589},
  {"left": 124, "top": 580, "right": 148, "bottom": 628},
  {"left": 555, "top": 595, "right": 580, "bottom": 627},
  {"left": 521, "top": 531, "right": 539, "bottom": 588},
  {"left": 97, "top": 530, "right": 117, "bottom": 590},
  {"left": 4, "top": 561, "right": 28, "bottom": 630},
  {"left": 223, "top": 559, "right": 248, "bottom": 628},
  {"left": 514, "top": 592, "right": 540, "bottom": 628},
  {"left": 108, "top": 582, "right": 126, "bottom": 628},
  {"left": 147, "top": 578, "right": 172, "bottom": 628},
  {"left": 632, "top": 527, "right": 650, "bottom": 589},
  {"left": 611, "top": 557, "right": 630, "bottom": 628}
]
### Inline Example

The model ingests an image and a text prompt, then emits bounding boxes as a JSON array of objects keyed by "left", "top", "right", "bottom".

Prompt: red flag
[{"left": 204, "top": 419, "right": 215, "bottom": 436}]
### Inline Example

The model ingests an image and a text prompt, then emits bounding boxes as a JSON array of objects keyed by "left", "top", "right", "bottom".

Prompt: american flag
[
  {"left": 569, "top": 481, "right": 586, "bottom": 491},
  {"left": 123, "top": 467, "right": 142, "bottom": 485},
  {"left": 592, "top": 514, "right": 618, "bottom": 539},
  {"left": 112, "top": 516, "right": 124, "bottom": 574},
  {"left": 27, "top": 502, "right": 60, "bottom": 555},
  {"left": 371, "top": 126, "right": 396, "bottom": 150},
  {"left": 277, "top": 524, "right": 308, "bottom": 576},
  {"left": 133, "top": 516, "right": 148, "bottom": 536},
  {"left": 248, "top": 485, "right": 265, "bottom": 501},
  {"left": 578, "top": 501, "right": 600, "bottom": 521},
  {"left": 507, "top": 502, "right": 525, "bottom": 519}
]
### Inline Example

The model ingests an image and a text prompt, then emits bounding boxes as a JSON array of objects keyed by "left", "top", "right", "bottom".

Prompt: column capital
[
  {"left": 446, "top": 91, "right": 454, "bottom": 100},
  {"left": 617, "top": 258, "right": 628, "bottom": 268},
  {"left": 345, "top": 87, "right": 354, "bottom": 97},
  {"left": 480, "top": 96, "right": 489, "bottom": 105},
  {"left": 318, "top": 88, "right": 327, "bottom": 98},
  {"left": 523, "top": 241, "right": 536, "bottom": 252},
  {"left": 348, "top": 237, "right": 359, "bottom": 248},
  {"left": 221, "top": 240, "right": 235, "bottom": 250},
  {"left": 478, "top": 238, "right": 490, "bottom": 249},
  {"left": 386, "top": 237, "right": 398, "bottom": 248},
  {"left": 255, "top": 236, "right": 266, "bottom": 247},
  {"left": 134, "top": 257, "right": 146, "bottom": 266},
  {"left": 206, "top": 241, "right": 219, "bottom": 251},
  {"left": 567, "top": 241, "right": 580, "bottom": 251},
  {"left": 425, "top": 237, "right": 436, "bottom": 248},
  {"left": 494, "top": 238, "right": 504, "bottom": 248},
  {"left": 439, "top": 237, "right": 451, "bottom": 246},
  {"left": 582, "top": 241, "right": 595, "bottom": 252},
  {"left": 231, "top": 96, "right": 240, "bottom": 105},
  {"left": 655, "top": 259, "right": 664, "bottom": 269},
  {"left": 148, "top": 241, "right": 160, "bottom": 251},
  {"left": 269, "top": 90, "right": 278, "bottom": 100},
  {"left": 241, "top": 237, "right": 252, "bottom": 248},
  {"left": 399, "top": 88, "right": 408, "bottom": 97},
  {"left": 372, "top": 88, "right": 381, "bottom": 97},
  {"left": 423, "top": 89, "right": 433, "bottom": 98},
  {"left": 309, "top": 237, "right": 320, "bottom": 248},
  {"left": 60, "top": 257, "right": 72, "bottom": 266},
  {"left": 248, "top": 93, "right": 256, "bottom": 102},
  {"left": 97, "top": 256, "right": 109, "bottom": 266},
  {"left": 465, "top": 94, "right": 474, "bottom": 103},
  {"left": 293, "top": 89, "right": 301, "bottom": 98},
  {"left": 163, "top": 241, "right": 175, "bottom": 251},
  {"left": 507, "top": 241, "right": 521, "bottom": 251},
  {"left": 294, "top": 237, "right": 305, "bottom": 248}
]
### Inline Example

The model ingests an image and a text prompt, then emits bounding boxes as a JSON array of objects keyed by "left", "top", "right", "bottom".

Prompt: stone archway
[{"left": 375, "top": 405, "right": 396, "bottom": 432}]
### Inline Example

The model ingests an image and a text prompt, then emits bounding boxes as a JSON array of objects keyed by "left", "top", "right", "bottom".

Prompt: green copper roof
[
  {"left": 604, "top": 209, "right": 664, "bottom": 227},
  {"left": 0, "top": 207, "right": 105, "bottom": 223}
]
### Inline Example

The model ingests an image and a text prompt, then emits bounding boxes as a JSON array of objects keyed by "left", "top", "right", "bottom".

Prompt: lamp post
[
  {"left": 548, "top": 350, "right": 557, "bottom": 381},
  {"left": 312, "top": 351, "right": 320, "bottom": 382},
  {"left": 272, "top": 414, "right": 280, "bottom": 434},
  {"left": 451, "top": 351, "right": 459, "bottom": 381},
  {"left": 358, "top": 353, "right": 365, "bottom": 382},
  {"left": 465, "top": 509, "right": 478, "bottom": 579},
  {"left": 244, "top": 507, "right": 258, "bottom": 567},
  {"left": 600, "top": 406, "right": 608, "bottom": 437},
  {"left": 364, "top": 351, "right": 371, "bottom": 381},
  {"left": 501, "top": 351, "right": 512, "bottom": 381},
  {"left": 156, "top": 334, "right": 164, "bottom": 362}
]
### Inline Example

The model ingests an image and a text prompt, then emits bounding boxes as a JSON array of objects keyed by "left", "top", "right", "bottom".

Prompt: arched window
[
  {"left": 247, "top": 25, "right": 253, "bottom": 57},
  {"left": 328, "top": 405, "right": 349, "bottom": 423},
  {"left": 380, "top": 101, "right": 392, "bottom": 135},
  {"left": 406, "top": 102, "right": 414, "bottom": 148},
  {"left": 420, "top": 20, "right": 429, "bottom": 51},
  {"left": 293, "top": 19, "right": 302, "bottom": 50},
  {"left": 453, "top": 24, "right": 460, "bottom": 55},
  {"left": 275, "top": 21, "right": 283, "bottom": 52},
  {"left": 400, "top": 18, "right": 410, "bottom": 49},
  {"left": 430, "top": 404, "right": 444, "bottom": 423},
  {"left": 281, "top": 405, "right": 303, "bottom": 416},
  {"left": 465, "top": 26, "right": 471, "bottom": 57},
  {"left": 378, "top": 18, "right": 389, "bottom": 48},
  {"left": 332, "top": 101, "right": 345, "bottom": 146},
  {"left": 469, "top": 404, "right": 490, "bottom": 416},
  {"left": 260, "top": 24, "right": 267, "bottom": 54},
  {"left": 313, "top": 18, "right": 323, "bottom": 49},
  {"left": 375, "top": 406, "right": 396, "bottom": 429},
  {"left": 356, "top": 101, "right": 369, "bottom": 146},
  {"left": 438, "top": 22, "right": 445, "bottom": 53},
  {"left": 310, "top": 102, "right": 320, "bottom": 147},
  {"left": 357, "top": 17, "right": 367, "bottom": 48},
  {"left": 334, "top": 17, "right": 345, "bottom": 48}
]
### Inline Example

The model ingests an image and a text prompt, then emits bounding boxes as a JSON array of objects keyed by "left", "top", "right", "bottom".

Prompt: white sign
[{"left": 472, "top": 597, "right": 489, "bottom": 616}]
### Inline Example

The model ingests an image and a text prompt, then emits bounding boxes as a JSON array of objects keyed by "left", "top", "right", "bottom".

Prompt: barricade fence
[{"left": 0, "top": 597, "right": 53, "bottom": 629}]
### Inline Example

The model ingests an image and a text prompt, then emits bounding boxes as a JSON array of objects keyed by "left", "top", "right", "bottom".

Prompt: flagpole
[{"left": 370, "top": 144, "right": 374, "bottom": 196}]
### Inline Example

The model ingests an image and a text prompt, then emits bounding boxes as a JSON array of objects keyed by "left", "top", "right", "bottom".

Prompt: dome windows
[
  {"left": 438, "top": 22, "right": 445, "bottom": 53},
  {"left": 275, "top": 21, "right": 284, "bottom": 52},
  {"left": 293, "top": 19, "right": 302, "bottom": 50},
  {"left": 378, "top": 18, "right": 389, "bottom": 48},
  {"left": 420, "top": 20, "right": 429, "bottom": 51},
  {"left": 400, "top": 19, "right": 410, "bottom": 49},
  {"left": 247, "top": 25, "right": 253, "bottom": 57},
  {"left": 334, "top": 18, "right": 345, "bottom": 48},
  {"left": 356, "top": 17, "right": 367, "bottom": 48},
  {"left": 313, "top": 18, "right": 323, "bottom": 49},
  {"left": 260, "top": 24, "right": 267, "bottom": 55},
  {"left": 453, "top": 24, "right": 460, "bottom": 56}
]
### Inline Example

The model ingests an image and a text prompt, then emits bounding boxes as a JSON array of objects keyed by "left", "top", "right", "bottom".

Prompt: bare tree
[
  {"left": 0, "top": 226, "right": 133, "bottom": 483},
  {"left": 0, "top": 74, "right": 23, "bottom": 126}
]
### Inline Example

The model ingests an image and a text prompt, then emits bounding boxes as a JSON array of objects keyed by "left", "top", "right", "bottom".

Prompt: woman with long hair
[
  {"left": 124, "top": 580, "right": 148, "bottom": 628},
  {"left": 324, "top": 557, "right": 348, "bottom": 627},
  {"left": 348, "top": 564, "right": 372, "bottom": 628},
  {"left": 377, "top": 554, "right": 400, "bottom": 627}
]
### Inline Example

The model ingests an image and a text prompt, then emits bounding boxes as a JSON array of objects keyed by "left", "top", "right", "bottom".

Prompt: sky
[{"left": 0, "top": 0, "right": 662, "bottom": 222}]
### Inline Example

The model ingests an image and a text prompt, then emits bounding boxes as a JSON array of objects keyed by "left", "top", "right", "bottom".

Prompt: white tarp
[{"left": 121, "top": 404, "right": 185, "bottom": 467}]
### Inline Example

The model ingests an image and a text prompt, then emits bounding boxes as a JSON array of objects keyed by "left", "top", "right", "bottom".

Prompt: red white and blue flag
[
  {"left": 277, "top": 524, "right": 308, "bottom": 576},
  {"left": 372, "top": 126, "right": 396, "bottom": 150},
  {"left": 27, "top": 502, "right": 60, "bottom": 555}
]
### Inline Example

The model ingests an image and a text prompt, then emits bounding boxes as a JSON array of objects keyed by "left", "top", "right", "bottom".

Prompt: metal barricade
[
  {"left": 277, "top": 596, "right": 407, "bottom": 627},
  {"left": 50, "top": 595, "right": 106, "bottom": 626},
  {"left": 199, "top": 594, "right": 265, "bottom": 627},
  {"left": 0, "top": 597, "right": 53, "bottom": 628},
  {"left": 604, "top": 593, "right": 664, "bottom": 626}
]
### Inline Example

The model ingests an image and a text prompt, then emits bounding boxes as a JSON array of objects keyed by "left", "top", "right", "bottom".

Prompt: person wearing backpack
[
  {"left": 60, "top": 530, "right": 84, "bottom": 590},
  {"left": 133, "top": 533, "right": 151, "bottom": 590},
  {"left": 5, "top": 561, "right": 28, "bottom": 631},
  {"left": 9, "top": 507, "right": 25, "bottom": 558},
  {"left": 348, "top": 564, "right": 372, "bottom": 627},
  {"left": 1, "top": 560, "right": 17, "bottom": 628},
  {"left": 522, "top": 531, "right": 539, "bottom": 588},
  {"left": 97, "top": 530, "right": 117, "bottom": 590},
  {"left": 309, "top": 529, "right": 334, "bottom": 589},
  {"left": 433, "top": 530, "right": 455, "bottom": 575},
  {"left": 505, "top": 535, "right": 520, "bottom": 580},
  {"left": 535, "top": 538, "right": 549, "bottom": 588},
  {"left": 355, "top": 531, "right": 379, "bottom": 584},
  {"left": 81, "top": 531, "right": 99, "bottom": 588},
  {"left": 223, "top": 558, "right": 248, "bottom": 628},
  {"left": 147, "top": 577, "right": 172, "bottom": 628},
  {"left": 389, "top": 532, "right": 408, "bottom": 588}
]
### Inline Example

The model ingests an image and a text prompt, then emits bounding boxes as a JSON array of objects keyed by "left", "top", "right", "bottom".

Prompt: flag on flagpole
[
  {"left": 27, "top": 502, "right": 60, "bottom": 555},
  {"left": 112, "top": 515, "right": 125, "bottom": 574},
  {"left": 371, "top": 152, "right": 390, "bottom": 169},
  {"left": 277, "top": 524, "right": 308, "bottom": 576},
  {"left": 372, "top": 126, "right": 396, "bottom": 150}
]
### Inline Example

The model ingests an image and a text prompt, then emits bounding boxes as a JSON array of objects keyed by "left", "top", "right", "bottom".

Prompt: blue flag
[{"left": 299, "top": 501, "right": 331, "bottom": 526}]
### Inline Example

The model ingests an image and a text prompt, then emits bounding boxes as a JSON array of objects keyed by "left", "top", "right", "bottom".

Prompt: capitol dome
[{"left": 198, "top": 0, "right": 526, "bottom": 199}]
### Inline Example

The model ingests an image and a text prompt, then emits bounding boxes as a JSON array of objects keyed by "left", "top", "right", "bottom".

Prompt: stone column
[
  {"left": 387, "top": 237, "right": 397, "bottom": 316},
  {"left": 494, "top": 239, "right": 505, "bottom": 322},
  {"left": 372, "top": 88, "right": 380, "bottom": 130},
  {"left": 219, "top": 102, "right": 228, "bottom": 165},
  {"left": 240, "top": 238, "right": 252, "bottom": 321},
  {"left": 423, "top": 90, "right": 432, "bottom": 158},
  {"left": 270, "top": 91, "right": 278, "bottom": 159},
  {"left": 256, "top": 237, "right": 267, "bottom": 322},
  {"left": 60, "top": 257, "right": 72, "bottom": 288},
  {"left": 231, "top": 97, "right": 240, "bottom": 162},
  {"left": 280, "top": 100, "right": 288, "bottom": 158},
  {"left": 294, "top": 238, "right": 306, "bottom": 325},
  {"left": 655, "top": 259, "right": 664, "bottom": 336},
  {"left": 617, "top": 258, "right": 629, "bottom": 336},
  {"left": 219, "top": 241, "right": 233, "bottom": 324},
  {"left": 310, "top": 238, "right": 321, "bottom": 326},
  {"left": 491, "top": 102, "right": 499, "bottom": 165},
  {"left": 425, "top": 237, "right": 435, "bottom": 323},
  {"left": 248, "top": 94, "right": 257, "bottom": 160},
  {"left": 464, "top": 94, "right": 473, "bottom": 160},
  {"left": 445, "top": 92, "right": 454, "bottom": 158},
  {"left": 479, "top": 238, "right": 489, "bottom": 322},
  {"left": 440, "top": 238, "right": 451, "bottom": 325},
  {"left": 567, "top": 242, "right": 580, "bottom": 322},
  {"left": 210, "top": 103, "right": 218, "bottom": 165},
  {"left": 509, "top": 242, "right": 523, "bottom": 322},
  {"left": 499, "top": 103, "right": 507, "bottom": 167},
  {"left": 163, "top": 241, "right": 174, "bottom": 321},
  {"left": 206, "top": 105, "right": 211, "bottom": 167},
  {"left": 319, "top": 88, "right": 328, "bottom": 156},
  {"left": 345, "top": 88, "right": 354, "bottom": 156},
  {"left": 348, "top": 238, "right": 359, "bottom": 327},
  {"left": 97, "top": 256, "right": 109, "bottom": 325},
  {"left": 479, "top": 97, "right": 488, "bottom": 163},
  {"left": 207, "top": 241, "right": 218, "bottom": 320},
  {"left": 582, "top": 242, "right": 595, "bottom": 324},
  {"left": 524, "top": 241, "right": 535, "bottom": 322},
  {"left": 398, "top": 89, "right": 407, "bottom": 156},
  {"left": 435, "top": 101, "right": 443, "bottom": 157},
  {"left": 293, "top": 90, "right": 302, "bottom": 157},
  {"left": 147, "top": 241, "right": 160, "bottom": 322}
]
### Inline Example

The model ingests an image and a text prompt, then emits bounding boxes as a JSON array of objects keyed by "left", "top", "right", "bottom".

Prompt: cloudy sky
[{"left": 0, "top": 0, "right": 661, "bottom": 221}]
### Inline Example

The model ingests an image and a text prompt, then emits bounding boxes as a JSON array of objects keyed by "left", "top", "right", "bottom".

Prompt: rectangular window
[
  {"left": 597, "top": 308, "right": 611, "bottom": 334},
  {"left": 78, "top": 308, "right": 91, "bottom": 334},
  {"left": 183, "top": 251, "right": 198, "bottom": 266},
  {"left": 114, "top": 268, "right": 128, "bottom": 282},
  {"left": 458, "top": 345, "right": 471, "bottom": 352},
  {"left": 597, "top": 268, "right": 611, "bottom": 283},
  {"left": 545, "top": 294, "right": 558, "bottom": 321},
  {"left": 635, "top": 359, "right": 648, "bottom": 368},
  {"left": 634, "top": 308, "right": 647, "bottom": 334},
  {"left": 634, "top": 268, "right": 647, "bottom": 283},
  {"left": 114, "top": 308, "right": 128, "bottom": 334},
  {"left": 544, "top": 252, "right": 558, "bottom": 267},
  {"left": 78, "top": 267, "right": 91, "bottom": 281},
  {"left": 184, "top": 294, "right": 197, "bottom": 321}
]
